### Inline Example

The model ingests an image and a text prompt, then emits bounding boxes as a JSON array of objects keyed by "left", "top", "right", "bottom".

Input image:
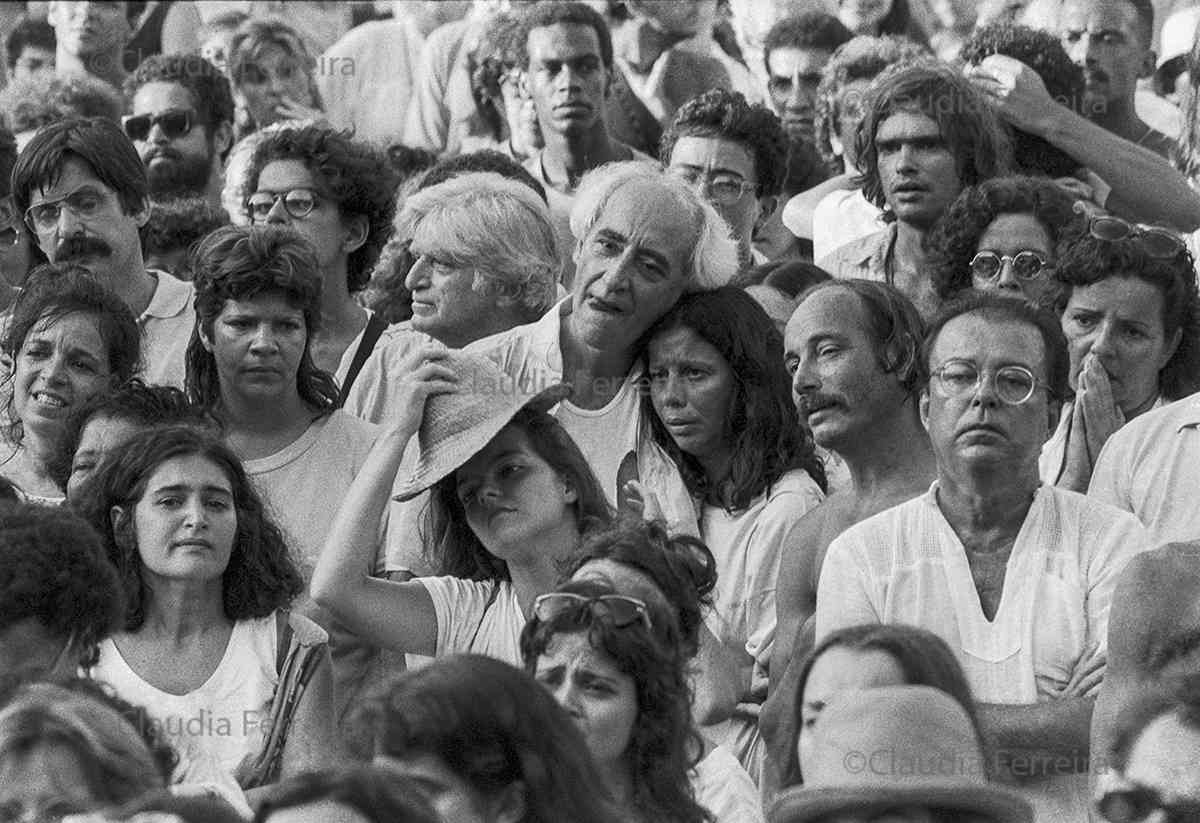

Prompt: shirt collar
[
  {"left": 140, "top": 269, "right": 192, "bottom": 321},
  {"left": 1177, "top": 394, "right": 1200, "bottom": 431}
]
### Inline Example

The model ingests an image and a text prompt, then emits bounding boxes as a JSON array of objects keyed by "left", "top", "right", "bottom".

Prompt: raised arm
[
  {"left": 966, "top": 55, "right": 1200, "bottom": 232},
  {"left": 309, "top": 345, "right": 459, "bottom": 656}
]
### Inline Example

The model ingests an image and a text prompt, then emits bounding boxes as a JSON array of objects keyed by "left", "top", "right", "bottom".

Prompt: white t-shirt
[
  {"left": 242, "top": 410, "right": 379, "bottom": 578},
  {"left": 419, "top": 577, "right": 524, "bottom": 666},
  {"left": 809, "top": 188, "right": 883, "bottom": 264},
  {"left": 139, "top": 269, "right": 196, "bottom": 389},
  {"left": 692, "top": 744, "right": 766, "bottom": 823},
  {"left": 1088, "top": 392, "right": 1200, "bottom": 546},
  {"left": 342, "top": 323, "right": 436, "bottom": 424},
  {"left": 817, "top": 483, "right": 1147, "bottom": 823},
  {"left": 90, "top": 614, "right": 278, "bottom": 797}
]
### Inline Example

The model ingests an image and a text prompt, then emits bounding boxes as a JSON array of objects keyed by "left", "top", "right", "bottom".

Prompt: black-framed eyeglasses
[
  {"left": 1089, "top": 215, "right": 1186, "bottom": 259},
  {"left": 532, "top": 592, "right": 652, "bottom": 632},
  {"left": 246, "top": 189, "right": 321, "bottom": 222},
  {"left": 122, "top": 108, "right": 199, "bottom": 142},
  {"left": 969, "top": 250, "right": 1051, "bottom": 282},
  {"left": 23, "top": 187, "right": 112, "bottom": 236},
  {"left": 668, "top": 167, "right": 757, "bottom": 205},
  {"left": 1098, "top": 784, "right": 1200, "bottom": 823},
  {"left": 930, "top": 359, "right": 1053, "bottom": 405}
]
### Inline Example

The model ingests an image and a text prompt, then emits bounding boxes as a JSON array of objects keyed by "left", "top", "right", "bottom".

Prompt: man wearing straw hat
[
  {"left": 768, "top": 685, "right": 1035, "bottom": 823},
  {"left": 466, "top": 158, "right": 739, "bottom": 528}
]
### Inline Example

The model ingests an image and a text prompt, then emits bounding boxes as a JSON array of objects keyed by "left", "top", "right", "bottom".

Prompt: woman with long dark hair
[
  {"left": 76, "top": 426, "right": 333, "bottom": 804},
  {"left": 312, "top": 346, "right": 612, "bottom": 665},
  {"left": 637, "top": 286, "right": 826, "bottom": 776}
]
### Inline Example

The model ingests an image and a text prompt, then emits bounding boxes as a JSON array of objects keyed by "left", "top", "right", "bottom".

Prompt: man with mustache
[
  {"left": 815, "top": 292, "right": 1148, "bottom": 823},
  {"left": 818, "top": 63, "right": 1012, "bottom": 318},
  {"left": 123, "top": 54, "right": 234, "bottom": 208},
  {"left": 519, "top": 2, "right": 652, "bottom": 287},
  {"left": 761, "top": 279, "right": 936, "bottom": 793},
  {"left": 11, "top": 117, "right": 196, "bottom": 387}
]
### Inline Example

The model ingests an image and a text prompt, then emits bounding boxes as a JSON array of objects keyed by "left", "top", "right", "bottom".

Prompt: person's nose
[
  {"left": 148, "top": 118, "right": 170, "bottom": 145},
  {"left": 248, "top": 323, "right": 279, "bottom": 353},
  {"left": 792, "top": 352, "right": 821, "bottom": 396},
  {"left": 264, "top": 196, "right": 290, "bottom": 225},
  {"left": 182, "top": 496, "right": 209, "bottom": 531},
  {"left": 658, "top": 371, "right": 687, "bottom": 409},
  {"left": 404, "top": 254, "right": 431, "bottom": 291},
  {"left": 597, "top": 249, "right": 634, "bottom": 294},
  {"left": 786, "top": 74, "right": 805, "bottom": 111},
  {"left": 552, "top": 679, "right": 584, "bottom": 718},
  {"left": 895, "top": 142, "right": 921, "bottom": 173},
  {"left": 972, "top": 370, "right": 1001, "bottom": 408},
  {"left": 55, "top": 204, "right": 87, "bottom": 238},
  {"left": 1090, "top": 318, "right": 1118, "bottom": 359},
  {"left": 556, "top": 63, "right": 582, "bottom": 92},
  {"left": 995, "top": 258, "right": 1022, "bottom": 292},
  {"left": 40, "top": 350, "right": 70, "bottom": 386}
]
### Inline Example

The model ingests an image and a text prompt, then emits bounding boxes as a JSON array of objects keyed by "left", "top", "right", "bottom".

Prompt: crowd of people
[{"left": 3, "top": 0, "right": 1200, "bottom": 821}]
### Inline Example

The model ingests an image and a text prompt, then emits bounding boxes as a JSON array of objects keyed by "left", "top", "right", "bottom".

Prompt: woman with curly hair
[
  {"left": 185, "top": 225, "right": 378, "bottom": 576},
  {"left": 312, "top": 346, "right": 613, "bottom": 666},
  {"left": 0, "top": 265, "right": 140, "bottom": 500},
  {"left": 637, "top": 286, "right": 827, "bottom": 778},
  {"left": 353, "top": 654, "right": 624, "bottom": 823},
  {"left": 75, "top": 425, "right": 333, "bottom": 803},
  {"left": 925, "top": 176, "right": 1085, "bottom": 308},
  {"left": 522, "top": 576, "right": 715, "bottom": 823},
  {"left": 1041, "top": 218, "right": 1200, "bottom": 490}
]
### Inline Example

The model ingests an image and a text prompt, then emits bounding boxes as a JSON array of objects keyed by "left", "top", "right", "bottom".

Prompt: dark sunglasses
[
  {"left": 532, "top": 592, "right": 652, "bottom": 632},
  {"left": 969, "top": 250, "right": 1050, "bottom": 281},
  {"left": 1089, "top": 215, "right": 1186, "bottom": 259},
  {"left": 246, "top": 189, "right": 321, "bottom": 222},
  {"left": 1098, "top": 785, "right": 1200, "bottom": 823},
  {"left": 122, "top": 108, "right": 198, "bottom": 142}
]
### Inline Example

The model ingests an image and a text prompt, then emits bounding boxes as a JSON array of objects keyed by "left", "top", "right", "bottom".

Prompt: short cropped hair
[
  {"left": 1054, "top": 229, "right": 1200, "bottom": 401},
  {"left": 517, "top": 2, "right": 613, "bottom": 69},
  {"left": 854, "top": 62, "right": 1013, "bottom": 217},
  {"left": 799, "top": 279, "right": 928, "bottom": 394},
  {"left": 142, "top": 196, "right": 231, "bottom": 264},
  {"left": 763, "top": 11, "right": 853, "bottom": 77},
  {"left": 1110, "top": 671, "right": 1200, "bottom": 774},
  {"left": 0, "top": 503, "right": 124, "bottom": 668},
  {"left": 960, "top": 23, "right": 1085, "bottom": 178},
  {"left": 5, "top": 16, "right": 54, "bottom": 70},
  {"left": 245, "top": 125, "right": 399, "bottom": 292},
  {"left": 397, "top": 172, "right": 559, "bottom": 320},
  {"left": 0, "top": 73, "right": 123, "bottom": 136},
  {"left": 569, "top": 161, "right": 740, "bottom": 290},
  {"left": 124, "top": 54, "right": 236, "bottom": 159},
  {"left": 186, "top": 225, "right": 340, "bottom": 412},
  {"left": 660, "top": 88, "right": 789, "bottom": 200},
  {"left": 418, "top": 149, "right": 547, "bottom": 203},
  {"left": 813, "top": 35, "right": 931, "bottom": 166},
  {"left": 922, "top": 290, "right": 1071, "bottom": 400},
  {"left": 11, "top": 117, "right": 148, "bottom": 219},
  {"left": 926, "top": 176, "right": 1085, "bottom": 302}
]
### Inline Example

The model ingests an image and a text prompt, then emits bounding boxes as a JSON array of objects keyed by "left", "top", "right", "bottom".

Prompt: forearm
[
  {"left": 978, "top": 696, "right": 1095, "bottom": 778},
  {"left": 1036, "top": 107, "right": 1200, "bottom": 231},
  {"left": 310, "top": 429, "right": 411, "bottom": 610}
]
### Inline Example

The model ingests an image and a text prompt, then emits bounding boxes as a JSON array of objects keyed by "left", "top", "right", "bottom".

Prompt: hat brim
[
  {"left": 768, "top": 785, "right": 1033, "bottom": 823},
  {"left": 391, "top": 382, "right": 572, "bottom": 502}
]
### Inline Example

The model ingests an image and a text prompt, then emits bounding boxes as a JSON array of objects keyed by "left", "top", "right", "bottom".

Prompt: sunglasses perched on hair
[
  {"left": 532, "top": 592, "right": 652, "bottom": 632},
  {"left": 930, "top": 359, "right": 1053, "bottom": 406},
  {"left": 1098, "top": 784, "right": 1200, "bottom": 823},
  {"left": 122, "top": 108, "right": 199, "bottom": 142},
  {"left": 246, "top": 189, "right": 322, "bottom": 222},
  {"left": 1089, "top": 215, "right": 1186, "bottom": 258},
  {"left": 969, "top": 250, "right": 1051, "bottom": 281}
]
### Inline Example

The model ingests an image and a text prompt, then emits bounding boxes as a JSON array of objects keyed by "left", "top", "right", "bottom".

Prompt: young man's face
[
  {"left": 48, "top": 0, "right": 131, "bottom": 59},
  {"left": 129, "top": 81, "right": 222, "bottom": 198},
  {"left": 874, "top": 109, "right": 962, "bottom": 230},
  {"left": 1059, "top": 0, "right": 1153, "bottom": 116},
  {"left": 525, "top": 22, "right": 610, "bottom": 138}
]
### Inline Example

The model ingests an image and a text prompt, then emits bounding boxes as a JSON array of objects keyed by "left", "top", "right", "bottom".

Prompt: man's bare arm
[{"left": 979, "top": 696, "right": 1095, "bottom": 780}]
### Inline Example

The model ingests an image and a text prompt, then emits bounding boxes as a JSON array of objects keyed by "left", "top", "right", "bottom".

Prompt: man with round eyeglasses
[
  {"left": 661, "top": 87, "right": 787, "bottom": 270},
  {"left": 123, "top": 54, "right": 234, "bottom": 207},
  {"left": 816, "top": 291, "right": 1148, "bottom": 823}
]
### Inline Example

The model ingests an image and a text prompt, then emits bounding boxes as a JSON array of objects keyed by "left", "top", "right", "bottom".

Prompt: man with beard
[
  {"left": 11, "top": 117, "right": 196, "bottom": 387},
  {"left": 759, "top": 280, "right": 936, "bottom": 793},
  {"left": 122, "top": 54, "right": 234, "bottom": 209}
]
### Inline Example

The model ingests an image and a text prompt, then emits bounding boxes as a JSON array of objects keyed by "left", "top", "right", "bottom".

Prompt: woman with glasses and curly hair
[
  {"left": 636, "top": 286, "right": 827, "bottom": 779},
  {"left": 1041, "top": 217, "right": 1200, "bottom": 491},
  {"left": 74, "top": 425, "right": 333, "bottom": 804}
]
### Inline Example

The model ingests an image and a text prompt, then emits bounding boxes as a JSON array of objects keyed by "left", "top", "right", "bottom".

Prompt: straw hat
[
  {"left": 391, "top": 351, "right": 571, "bottom": 502},
  {"left": 768, "top": 686, "right": 1033, "bottom": 823},
  {"left": 1159, "top": 7, "right": 1200, "bottom": 70}
]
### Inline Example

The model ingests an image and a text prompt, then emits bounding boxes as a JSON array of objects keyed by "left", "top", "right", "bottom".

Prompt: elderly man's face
[
  {"left": 570, "top": 179, "right": 693, "bottom": 348},
  {"left": 1100, "top": 714, "right": 1200, "bottom": 823},
  {"left": 1059, "top": 0, "right": 1152, "bottom": 116},
  {"left": 920, "top": 313, "right": 1056, "bottom": 476}
]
